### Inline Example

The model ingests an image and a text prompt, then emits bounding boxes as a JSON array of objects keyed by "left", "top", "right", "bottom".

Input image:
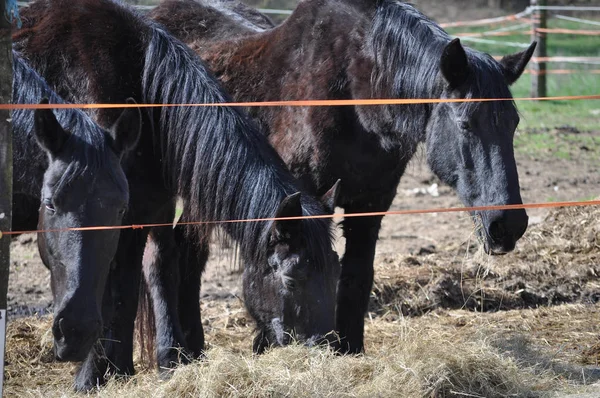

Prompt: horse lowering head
[
  {"left": 34, "top": 100, "right": 141, "bottom": 361},
  {"left": 427, "top": 39, "right": 536, "bottom": 254},
  {"left": 243, "top": 182, "right": 342, "bottom": 353}
]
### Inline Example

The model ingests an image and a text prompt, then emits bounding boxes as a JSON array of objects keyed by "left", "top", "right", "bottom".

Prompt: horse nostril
[{"left": 488, "top": 220, "right": 505, "bottom": 241}]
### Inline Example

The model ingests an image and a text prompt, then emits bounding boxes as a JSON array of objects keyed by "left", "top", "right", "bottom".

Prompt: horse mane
[
  {"left": 142, "top": 24, "right": 333, "bottom": 266},
  {"left": 12, "top": 52, "right": 125, "bottom": 196},
  {"left": 14, "top": 0, "right": 333, "bottom": 267},
  {"left": 368, "top": 0, "right": 514, "bottom": 140}
]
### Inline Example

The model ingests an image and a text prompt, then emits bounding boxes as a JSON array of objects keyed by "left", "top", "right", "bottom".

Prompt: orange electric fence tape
[
  {"left": 1, "top": 200, "right": 599, "bottom": 237},
  {"left": 1, "top": 95, "right": 598, "bottom": 237},
  {"left": 0, "top": 94, "right": 599, "bottom": 110}
]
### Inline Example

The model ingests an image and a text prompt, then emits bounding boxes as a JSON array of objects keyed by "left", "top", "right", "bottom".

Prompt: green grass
[
  {"left": 446, "top": 18, "right": 600, "bottom": 131},
  {"left": 512, "top": 74, "right": 600, "bottom": 130},
  {"left": 446, "top": 19, "right": 600, "bottom": 57},
  {"left": 513, "top": 130, "right": 600, "bottom": 162}
]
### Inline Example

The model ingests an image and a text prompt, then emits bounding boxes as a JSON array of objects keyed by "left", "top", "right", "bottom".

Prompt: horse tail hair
[{"left": 136, "top": 254, "right": 157, "bottom": 368}]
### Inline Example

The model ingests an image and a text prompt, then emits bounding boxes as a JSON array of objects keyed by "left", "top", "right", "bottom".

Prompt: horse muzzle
[{"left": 475, "top": 208, "right": 528, "bottom": 255}]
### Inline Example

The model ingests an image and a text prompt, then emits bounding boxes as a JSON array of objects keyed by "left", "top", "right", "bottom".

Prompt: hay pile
[
  {"left": 5, "top": 306, "right": 550, "bottom": 398},
  {"left": 371, "top": 202, "right": 600, "bottom": 317}
]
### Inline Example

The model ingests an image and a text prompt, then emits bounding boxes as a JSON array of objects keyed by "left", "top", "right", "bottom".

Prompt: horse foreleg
[
  {"left": 176, "top": 224, "right": 207, "bottom": 358},
  {"left": 142, "top": 223, "right": 190, "bottom": 376},
  {"left": 336, "top": 214, "right": 383, "bottom": 354},
  {"left": 74, "top": 228, "right": 147, "bottom": 391}
]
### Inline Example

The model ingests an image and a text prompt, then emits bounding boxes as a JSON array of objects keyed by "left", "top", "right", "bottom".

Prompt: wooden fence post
[
  {"left": 530, "top": 0, "right": 547, "bottom": 99},
  {"left": 0, "top": 0, "right": 14, "bottom": 395}
]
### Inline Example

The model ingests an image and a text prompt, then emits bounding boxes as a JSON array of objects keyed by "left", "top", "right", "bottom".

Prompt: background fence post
[
  {"left": 0, "top": 0, "right": 14, "bottom": 395},
  {"left": 530, "top": 0, "right": 547, "bottom": 99}
]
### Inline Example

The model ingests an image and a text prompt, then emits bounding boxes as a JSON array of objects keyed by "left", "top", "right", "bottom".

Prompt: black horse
[
  {"left": 150, "top": 0, "right": 535, "bottom": 354},
  {"left": 15, "top": 0, "right": 340, "bottom": 390},
  {"left": 11, "top": 52, "right": 141, "bottom": 361}
]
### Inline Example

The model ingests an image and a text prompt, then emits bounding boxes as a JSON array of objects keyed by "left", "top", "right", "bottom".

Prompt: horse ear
[
  {"left": 34, "top": 98, "right": 69, "bottom": 156},
  {"left": 320, "top": 179, "right": 341, "bottom": 214},
  {"left": 110, "top": 98, "right": 142, "bottom": 155},
  {"left": 271, "top": 192, "right": 302, "bottom": 240},
  {"left": 440, "top": 38, "right": 470, "bottom": 88},
  {"left": 500, "top": 42, "right": 536, "bottom": 85}
]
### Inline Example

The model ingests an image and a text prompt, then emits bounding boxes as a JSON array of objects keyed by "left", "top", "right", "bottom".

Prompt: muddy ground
[{"left": 5, "top": 127, "right": 600, "bottom": 395}]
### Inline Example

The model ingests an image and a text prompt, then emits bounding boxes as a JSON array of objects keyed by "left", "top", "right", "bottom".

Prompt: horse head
[
  {"left": 427, "top": 39, "right": 536, "bottom": 254},
  {"left": 34, "top": 99, "right": 141, "bottom": 361},
  {"left": 243, "top": 181, "right": 342, "bottom": 353}
]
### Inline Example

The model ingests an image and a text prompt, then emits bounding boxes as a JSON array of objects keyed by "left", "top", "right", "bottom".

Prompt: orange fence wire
[
  {"left": 0, "top": 94, "right": 599, "bottom": 111},
  {"left": 1, "top": 200, "right": 599, "bottom": 238}
]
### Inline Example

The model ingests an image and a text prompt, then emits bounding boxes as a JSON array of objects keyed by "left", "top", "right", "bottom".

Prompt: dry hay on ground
[
  {"left": 7, "top": 302, "right": 600, "bottom": 397},
  {"left": 5, "top": 304, "right": 548, "bottom": 398},
  {"left": 372, "top": 202, "right": 600, "bottom": 317}
]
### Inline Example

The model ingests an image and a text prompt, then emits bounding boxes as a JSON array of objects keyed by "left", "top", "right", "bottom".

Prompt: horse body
[
  {"left": 151, "top": 0, "right": 534, "bottom": 353},
  {"left": 11, "top": 52, "right": 140, "bottom": 361},
  {"left": 15, "top": 0, "right": 340, "bottom": 390}
]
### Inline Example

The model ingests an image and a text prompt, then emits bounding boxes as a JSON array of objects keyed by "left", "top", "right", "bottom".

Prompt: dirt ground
[{"left": 5, "top": 126, "right": 600, "bottom": 396}]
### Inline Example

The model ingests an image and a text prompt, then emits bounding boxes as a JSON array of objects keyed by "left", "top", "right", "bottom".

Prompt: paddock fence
[{"left": 1, "top": 2, "right": 599, "bottom": 395}]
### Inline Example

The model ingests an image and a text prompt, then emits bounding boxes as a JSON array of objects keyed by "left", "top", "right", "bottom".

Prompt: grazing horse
[
  {"left": 11, "top": 52, "right": 141, "bottom": 361},
  {"left": 15, "top": 0, "right": 340, "bottom": 390},
  {"left": 150, "top": 0, "right": 535, "bottom": 354}
]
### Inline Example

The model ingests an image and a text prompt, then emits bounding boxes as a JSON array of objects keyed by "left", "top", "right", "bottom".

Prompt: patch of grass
[
  {"left": 514, "top": 130, "right": 600, "bottom": 162},
  {"left": 447, "top": 17, "right": 600, "bottom": 131},
  {"left": 512, "top": 73, "right": 600, "bottom": 131},
  {"left": 447, "top": 19, "right": 600, "bottom": 58}
]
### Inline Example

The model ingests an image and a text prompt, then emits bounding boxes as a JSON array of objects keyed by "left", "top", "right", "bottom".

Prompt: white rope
[
  {"left": 530, "top": 6, "right": 600, "bottom": 12},
  {"left": 257, "top": 8, "right": 292, "bottom": 15},
  {"left": 456, "top": 36, "right": 531, "bottom": 49},
  {"left": 534, "top": 57, "right": 600, "bottom": 66},
  {"left": 441, "top": 9, "right": 532, "bottom": 28},
  {"left": 554, "top": 15, "right": 600, "bottom": 27},
  {"left": 483, "top": 22, "right": 531, "bottom": 34}
]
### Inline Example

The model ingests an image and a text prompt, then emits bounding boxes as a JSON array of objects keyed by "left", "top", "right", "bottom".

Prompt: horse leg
[
  {"left": 74, "top": 228, "right": 147, "bottom": 391},
  {"left": 143, "top": 221, "right": 190, "bottom": 374},
  {"left": 336, "top": 213, "right": 383, "bottom": 354},
  {"left": 176, "top": 224, "right": 207, "bottom": 358}
]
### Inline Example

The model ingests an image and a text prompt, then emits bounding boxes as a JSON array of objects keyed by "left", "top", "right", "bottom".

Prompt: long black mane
[
  {"left": 12, "top": 52, "right": 125, "bottom": 196},
  {"left": 142, "top": 25, "right": 333, "bottom": 266},
  {"left": 14, "top": 0, "right": 334, "bottom": 269},
  {"left": 369, "top": 0, "right": 515, "bottom": 142}
]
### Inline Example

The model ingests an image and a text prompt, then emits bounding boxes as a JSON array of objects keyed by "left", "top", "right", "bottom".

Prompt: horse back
[
  {"left": 14, "top": 0, "right": 148, "bottom": 126},
  {"left": 150, "top": 0, "right": 273, "bottom": 45}
]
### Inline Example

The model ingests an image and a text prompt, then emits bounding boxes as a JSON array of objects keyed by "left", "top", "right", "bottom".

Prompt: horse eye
[
  {"left": 459, "top": 120, "right": 471, "bottom": 131},
  {"left": 44, "top": 199, "right": 56, "bottom": 214}
]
